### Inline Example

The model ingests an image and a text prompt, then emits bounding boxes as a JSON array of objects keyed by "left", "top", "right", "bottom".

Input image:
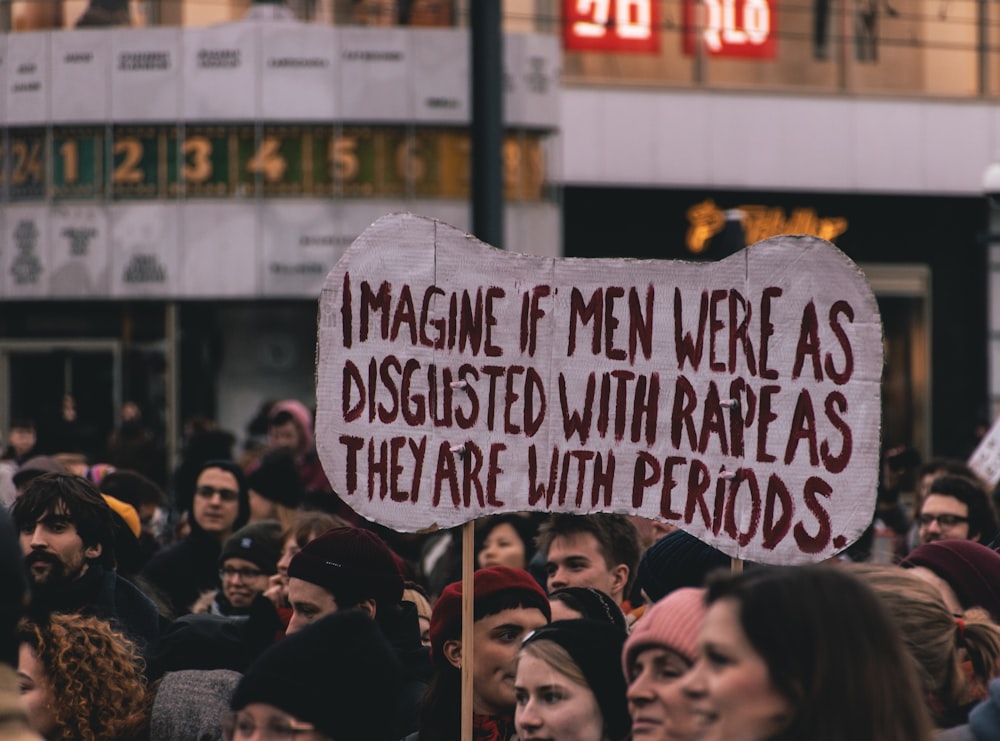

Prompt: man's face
[
  {"left": 9, "top": 427, "right": 36, "bottom": 457},
  {"left": 286, "top": 577, "right": 338, "bottom": 635},
  {"left": 918, "top": 493, "right": 972, "bottom": 544},
  {"left": 472, "top": 607, "right": 549, "bottom": 716},
  {"left": 220, "top": 556, "right": 270, "bottom": 609},
  {"left": 192, "top": 467, "right": 241, "bottom": 538},
  {"left": 268, "top": 421, "right": 302, "bottom": 453},
  {"left": 545, "top": 531, "right": 626, "bottom": 603},
  {"left": 19, "top": 505, "right": 100, "bottom": 586}
]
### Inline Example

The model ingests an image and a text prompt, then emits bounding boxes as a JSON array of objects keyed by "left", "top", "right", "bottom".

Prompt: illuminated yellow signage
[{"left": 686, "top": 199, "right": 848, "bottom": 253}]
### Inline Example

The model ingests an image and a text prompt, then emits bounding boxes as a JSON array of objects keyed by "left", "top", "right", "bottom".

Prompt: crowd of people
[{"left": 2, "top": 400, "right": 1000, "bottom": 741}]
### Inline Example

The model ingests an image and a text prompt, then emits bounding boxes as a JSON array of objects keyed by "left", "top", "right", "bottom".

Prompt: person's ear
[
  {"left": 442, "top": 639, "right": 462, "bottom": 669},
  {"left": 84, "top": 543, "right": 102, "bottom": 560},
  {"left": 610, "top": 564, "right": 629, "bottom": 596},
  {"left": 357, "top": 597, "right": 377, "bottom": 620}
]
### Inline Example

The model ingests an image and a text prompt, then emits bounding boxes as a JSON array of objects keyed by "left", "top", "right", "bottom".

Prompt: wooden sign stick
[{"left": 461, "top": 520, "right": 475, "bottom": 741}]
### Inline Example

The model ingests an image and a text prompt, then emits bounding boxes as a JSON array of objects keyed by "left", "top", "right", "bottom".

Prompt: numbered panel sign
[
  {"left": 563, "top": 0, "right": 660, "bottom": 53},
  {"left": 5, "top": 129, "right": 47, "bottom": 201},
  {"left": 52, "top": 128, "right": 104, "bottom": 199},
  {"left": 683, "top": 0, "right": 776, "bottom": 58}
]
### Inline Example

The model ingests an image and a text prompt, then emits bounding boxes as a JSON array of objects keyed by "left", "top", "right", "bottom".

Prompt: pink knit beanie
[{"left": 622, "top": 587, "right": 707, "bottom": 674}]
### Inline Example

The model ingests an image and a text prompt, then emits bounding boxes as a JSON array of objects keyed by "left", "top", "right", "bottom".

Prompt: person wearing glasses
[
  {"left": 191, "top": 521, "right": 282, "bottom": 617},
  {"left": 916, "top": 475, "right": 998, "bottom": 547},
  {"left": 142, "top": 460, "right": 250, "bottom": 617}
]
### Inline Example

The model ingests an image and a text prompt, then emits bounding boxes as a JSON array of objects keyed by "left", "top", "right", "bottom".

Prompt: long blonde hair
[{"left": 848, "top": 564, "right": 1000, "bottom": 714}]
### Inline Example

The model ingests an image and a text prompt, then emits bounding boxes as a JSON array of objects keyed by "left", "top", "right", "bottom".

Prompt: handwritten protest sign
[{"left": 316, "top": 213, "right": 883, "bottom": 564}]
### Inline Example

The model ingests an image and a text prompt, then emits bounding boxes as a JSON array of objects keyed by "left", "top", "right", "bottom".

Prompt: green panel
[
  {"left": 51, "top": 128, "right": 103, "bottom": 199},
  {"left": 313, "top": 126, "right": 379, "bottom": 197},
  {"left": 382, "top": 129, "right": 441, "bottom": 197},
  {"left": 111, "top": 126, "right": 161, "bottom": 199},
  {"left": 8, "top": 128, "right": 46, "bottom": 201},
  {"left": 237, "top": 126, "right": 304, "bottom": 196},
  {"left": 166, "top": 126, "right": 233, "bottom": 197}
]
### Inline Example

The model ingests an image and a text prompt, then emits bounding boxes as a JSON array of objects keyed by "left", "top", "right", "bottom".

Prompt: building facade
[{"left": 0, "top": 0, "right": 993, "bottom": 479}]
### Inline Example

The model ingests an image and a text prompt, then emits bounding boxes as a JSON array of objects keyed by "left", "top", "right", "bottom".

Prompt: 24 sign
[
  {"left": 563, "top": 0, "right": 660, "bottom": 53},
  {"left": 683, "top": 0, "right": 776, "bottom": 58}
]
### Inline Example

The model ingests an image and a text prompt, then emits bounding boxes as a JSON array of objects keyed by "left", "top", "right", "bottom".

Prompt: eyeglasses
[
  {"left": 219, "top": 567, "right": 266, "bottom": 581},
  {"left": 195, "top": 485, "right": 239, "bottom": 502},
  {"left": 917, "top": 513, "right": 969, "bottom": 528},
  {"left": 222, "top": 711, "right": 316, "bottom": 740}
]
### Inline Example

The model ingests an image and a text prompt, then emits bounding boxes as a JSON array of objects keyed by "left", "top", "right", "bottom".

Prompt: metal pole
[{"left": 471, "top": 0, "right": 504, "bottom": 248}]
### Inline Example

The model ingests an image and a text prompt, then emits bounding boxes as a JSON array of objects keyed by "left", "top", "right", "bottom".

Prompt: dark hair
[
  {"left": 917, "top": 458, "right": 978, "bottom": 482},
  {"left": 924, "top": 474, "right": 998, "bottom": 544},
  {"left": 268, "top": 410, "right": 298, "bottom": 429},
  {"left": 703, "top": 565, "right": 933, "bottom": 741},
  {"left": 283, "top": 512, "right": 347, "bottom": 548},
  {"left": 99, "top": 469, "right": 167, "bottom": 509},
  {"left": 191, "top": 460, "right": 250, "bottom": 534},
  {"left": 536, "top": 514, "right": 641, "bottom": 596},
  {"left": 9, "top": 417, "right": 36, "bottom": 431},
  {"left": 12, "top": 473, "right": 115, "bottom": 569},
  {"left": 418, "top": 591, "right": 546, "bottom": 741},
  {"left": 476, "top": 513, "right": 539, "bottom": 565},
  {"left": 549, "top": 586, "right": 628, "bottom": 634}
]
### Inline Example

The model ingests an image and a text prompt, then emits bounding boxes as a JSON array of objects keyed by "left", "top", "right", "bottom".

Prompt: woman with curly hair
[{"left": 17, "top": 613, "right": 149, "bottom": 741}]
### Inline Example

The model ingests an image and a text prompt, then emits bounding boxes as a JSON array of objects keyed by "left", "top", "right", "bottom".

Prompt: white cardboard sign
[
  {"left": 968, "top": 417, "right": 1000, "bottom": 486},
  {"left": 316, "top": 213, "right": 884, "bottom": 564}
]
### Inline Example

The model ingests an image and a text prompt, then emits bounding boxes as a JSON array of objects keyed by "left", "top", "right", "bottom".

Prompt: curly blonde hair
[{"left": 17, "top": 613, "right": 149, "bottom": 741}]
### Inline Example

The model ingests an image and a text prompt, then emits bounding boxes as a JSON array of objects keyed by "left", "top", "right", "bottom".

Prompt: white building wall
[{"left": 558, "top": 87, "right": 1000, "bottom": 195}]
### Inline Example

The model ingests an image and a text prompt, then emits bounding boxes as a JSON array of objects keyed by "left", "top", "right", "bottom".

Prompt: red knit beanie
[
  {"left": 622, "top": 587, "right": 706, "bottom": 674},
  {"left": 902, "top": 540, "right": 1000, "bottom": 621},
  {"left": 429, "top": 566, "right": 550, "bottom": 666}
]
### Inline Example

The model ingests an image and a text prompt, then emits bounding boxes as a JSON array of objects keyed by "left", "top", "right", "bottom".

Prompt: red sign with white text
[
  {"left": 683, "top": 0, "right": 776, "bottom": 58},
  {"left": 563, "top": 0, "right": 660, "bottom": 54}
]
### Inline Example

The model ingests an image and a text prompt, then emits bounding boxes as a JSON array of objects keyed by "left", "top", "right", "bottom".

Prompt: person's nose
[
  {"left": 518, "top": 697, "right": 542, "bottom": 731},
  {"left": 627, "top": 667, "right": 655, "bottom": 706},
  {"left": 681, "top": 660, "right": 707, "bottom": 700},
  {"left": 27, "top": 526, "right": 47, "bottom": 549},
  {"left": 548, "top": 567, "right": 566, "bottom": 590}
]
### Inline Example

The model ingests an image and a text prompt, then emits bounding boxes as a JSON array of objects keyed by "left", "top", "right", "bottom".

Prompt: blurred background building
[{"left": 0, "top": 0, "right": 992, "bottom": 473}]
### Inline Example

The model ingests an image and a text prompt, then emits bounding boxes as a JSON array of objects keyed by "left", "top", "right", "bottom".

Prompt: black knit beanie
[
  {"left": 219, "top": 520, "right": 283, "bottom": 575},
  {"left": 636, "top": 528, "right": 730, "bottom": 603},
  {"left": 287, "top": 527, "right": 403, "bottom": 607},
  {"left": 521, "top": 619, "right": 631, "bottom": 740},
  {"left": 247, "top": 450, "right": 305, "bottom": 508},
  {"left": 230, "top": 611, "right": 403, "bottom": 741}
]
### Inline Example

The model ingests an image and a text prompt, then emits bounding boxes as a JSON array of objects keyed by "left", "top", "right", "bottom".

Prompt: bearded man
[{"left": 11, "top": 473, "right": 159, "bottom": 652}]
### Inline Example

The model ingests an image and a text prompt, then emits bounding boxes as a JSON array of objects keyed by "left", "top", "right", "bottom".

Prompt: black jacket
[
  {"left": 30, "top": 563, "right": 160, "bottom": 655},
  {"left": 141, "top": 528, "right": 222, "bottom": 617}
]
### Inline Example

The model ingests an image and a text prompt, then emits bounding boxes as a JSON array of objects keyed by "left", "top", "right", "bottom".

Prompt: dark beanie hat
[
  {"left": 287, "top": 527, "right": 404, "bottom": 607},
  {"left": 430, "top": 565, "right": 551, "bottom": 666},
  {"left": 901, "top": 539, "right": 1000, "bottom": 621},
  {"left": 219, "top": 520, "right": 283, "bottom": 575},
  {"left": 522, "top": 619, "right": 630, "bottom": 740},
  {"left": 247, "top": 450, "right": 305, "bottom": 509},
  {"left": 549, "top": 586, "right": 628, "bottom": 634},
  {"left": 231, "top": 611, "right": 402, "bottom": 741},
  {"left": 636, "top": 529, "right": 730, "bottom": 603}
]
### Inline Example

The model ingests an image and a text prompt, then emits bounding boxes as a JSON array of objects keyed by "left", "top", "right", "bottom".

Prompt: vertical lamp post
[{"left": 982, "top": 162, "right": 1000, "bottom": 421}]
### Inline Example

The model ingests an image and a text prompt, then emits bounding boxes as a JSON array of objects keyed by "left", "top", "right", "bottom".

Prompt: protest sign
[
  {"left": 316, "top": 213, "right": 883, "bottom": 564},
  {"left": 968, "top": 417, "right": 1000, "bottom": 487}
]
